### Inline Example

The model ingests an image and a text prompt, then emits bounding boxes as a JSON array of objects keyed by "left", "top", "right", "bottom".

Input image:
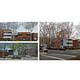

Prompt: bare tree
[
  {"left": 55, "top": 22, "right": 73, "bottom": 39},
  {"left": 7, "top": 22, "right": 19, "bottom": 34},
  {"left": 40, "top": 22, "right": 56, "bottom": 45},
  {"left": 40, "top": 22, "right": 74, "bottom": 47},
  {"left": 23, "top": 22, "right": 37, "bottom": 32}
]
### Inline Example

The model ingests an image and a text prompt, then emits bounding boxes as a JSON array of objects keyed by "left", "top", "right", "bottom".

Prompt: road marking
[
  {"left": 42, "top": 55, "right": 64, "bottom": 60},
  {"left": 49, "top": 53, "right": 76, "bottom": 57}
]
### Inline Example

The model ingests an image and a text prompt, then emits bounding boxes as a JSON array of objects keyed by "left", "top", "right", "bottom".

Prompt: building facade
[
  {"left": 0, "top": 28, "right": 12, "bottom": 40},
  {"left": 50, "top": 39, "right": 61, "bottom": 48},
  {"left": 0, "top": 51, "right": 8, "bottom": 57},
  {"left": 60, "top": 39, "right": 73, "bottom": 48},
  {"left": 73, "top": 40, "right": 80, "bottom": 48},
  {"left": 3, "top": 29, "right": 12, "bottom": 40},
  {"left": 13, "top": 32, "right": 32, "bottom": 41},
  {"left": 32, "top": 33, "right": 38, "bottom": 41}
]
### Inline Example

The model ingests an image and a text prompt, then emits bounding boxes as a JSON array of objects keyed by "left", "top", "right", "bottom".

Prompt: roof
[
  {"left": 0, "top": 27, "right": 12, "bottom": 32},
  {"left": 3, "top": 29, "right": 11, "bottom": 32},
  {"left": 18, "top": 32, "right": 31, "bottom": 33}
]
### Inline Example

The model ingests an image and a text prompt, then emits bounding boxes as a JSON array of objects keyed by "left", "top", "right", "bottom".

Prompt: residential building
[
  {"left": 50, "top": 39, "right": 61, "bottom": 48},
  {"left": 40, "top": 37, "right": 49, "bottom": 46},
  {"left": 0, "top": 28, "right": 12, "bottom": 40},
  {"left": 0, "top": 51, "right": 8, "bottom": 57},
  {"left": 73, "top": 40, "right": 80, "bottom": 48},
  {"left": 32, "top": 33, "right": 38, "bottom": 41},
  {"left": 60, "top": 39, "right": 73, "bottom": 48},
  {"left": 0, "top": 28, "right": 3, "bottom": 40},
  {"left": 13, "top": 32, "right": 32, "bottom": 41},
  {"left": 3, "top": 29, "right": 12, "bottom": 40}
]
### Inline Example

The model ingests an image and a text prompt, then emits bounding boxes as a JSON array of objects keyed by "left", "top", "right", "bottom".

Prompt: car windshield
[{"left": 8, "top": 50, "right": 13, "bottom": 52}]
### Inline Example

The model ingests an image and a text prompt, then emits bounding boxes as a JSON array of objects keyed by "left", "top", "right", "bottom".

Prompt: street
[{"left": 40, "top": 50, "right": 80, "bottom": 60}]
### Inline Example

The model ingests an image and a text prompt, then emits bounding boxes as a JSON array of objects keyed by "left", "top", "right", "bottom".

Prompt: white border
[
  {"left": 37, "top": 22, "right": 39, "bottom": 60},
  {"left": 0, "top": 41, "right": 38, "bottom": 43}
]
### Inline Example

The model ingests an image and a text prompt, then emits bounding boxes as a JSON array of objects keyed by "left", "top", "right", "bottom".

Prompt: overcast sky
[
  {"left": 0, "top": 22, "right": 38, "bottom": 33},
  {"left": 17, "top": 24, "right": 38, "bottom": 33}
]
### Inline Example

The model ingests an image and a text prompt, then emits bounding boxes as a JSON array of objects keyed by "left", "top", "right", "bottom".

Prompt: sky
[
  {"left": 73, "top": 22, "right": 79, "bottom": 25},
  {"left": 17, "top": 24, "right": 38, "bottom": 33},
  {"left": 70, "top": 22, "right": 80, "bottom": 39},
  {"left": 0, "top": 22, "right": 38, "bottom": 33}
]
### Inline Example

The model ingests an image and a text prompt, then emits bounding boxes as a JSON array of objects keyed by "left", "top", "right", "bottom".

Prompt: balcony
[
  {"left": 3, "top": 36, "right": 12, "bottom": 38},
  {"left": 3, "top": 33, "right": 12, "bottom": 35}
]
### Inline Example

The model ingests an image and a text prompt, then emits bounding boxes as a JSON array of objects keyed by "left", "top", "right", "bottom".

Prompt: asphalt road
[{"left": 40, "top": 50, "right": 80, "bottom": 60}]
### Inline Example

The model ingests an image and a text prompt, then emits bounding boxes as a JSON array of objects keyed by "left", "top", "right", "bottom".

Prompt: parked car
[
  {"left": 59, "top": 48, "right": 66, "bottom": 51},
  {"left": 43, "top": 44, "right": 48, "bottom": 52},
  {"left": 5, "top": 48, "right": 14, "bottom": 57},
  {"left": 40, "top": 44, "right": 48, "bottom": 52}
]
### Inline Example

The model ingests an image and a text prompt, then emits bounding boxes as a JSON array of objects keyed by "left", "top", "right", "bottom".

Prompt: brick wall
[
  {"left": 32, "top": 33, "right": 38, "bottom": 41},
  {"left": 13, "top": 32, "right": 32, "bottom": 41}
]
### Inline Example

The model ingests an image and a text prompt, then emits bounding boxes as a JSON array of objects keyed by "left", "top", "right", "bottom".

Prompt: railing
[
  {"left": 3, "top": 36, "right": 12, "bottom": 38},
  {"left": 3, "top": 33, "right": 12, "bottom": 35}
]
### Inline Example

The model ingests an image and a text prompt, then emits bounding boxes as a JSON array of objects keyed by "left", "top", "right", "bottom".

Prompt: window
[
  {"left": 28, "top": 38, "right": 30, "bottom": 40},
  {"left": 18, "top": 38, "right": 21, "bottom": 40},
  {"left": 26, "top": 34, "right": 30, "bottom": 36},
  {"left": 61, "top": 40, "right": 63, "bottom": 45},
  {"left": 67, "top": 42, "right": 72, "bottom": 44},
  {"left": 22, "top": 37, "right": 26, "bottom": 40},
  {"left": 67, "top": 39, "right": 72, "bottom": 41},
  {"left": 18, "top": 33, "right": 22, "bottom": 36},
  {"left": 77, "top": 45, "right": 80, "bottom": 47},
  {"left": 52, "top": 41, "right": 56, "bottom": 43},
  {"left": 78, "top": 41, "right": 80, "bottom": 43}
]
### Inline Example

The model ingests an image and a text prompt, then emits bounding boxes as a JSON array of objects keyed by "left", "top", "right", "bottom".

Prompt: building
[
  {"left": 0, "top": 27, "right": 38, "bottom": 41},
  {"left": 73, "top": 40, "right": 80, "bottom": 48},
  {"left": 0, "top": 51, "right": 8, "bottom": 57},
  {"left": 3, "top": 29, "right": 12, "bottom": 40},
  {"left": 0, "top": 28, "right": 12, "bottom": 40},
  {"left": 57, "top": 29, "right": 69, "bottom": 39},
  {"left": 40, "top": 37, "right": 49, "bottom": 46},
  {"left": 0, "top": 28, "right": 3, "bottom": 40},
  {"left": 13, "top": 32, "right": 32, "bottom": 41},
  {"left": 32, "top": 33, "right": 38, "bottom": 41},
  {"left": 50, "top": 39, "right": 61, "bottom": 48},
  {"left": 48, "top": 38, "right": 73, "bottom": 49},
  {"left": 60, "top": 39, "right": 73, "bottom": 48}
]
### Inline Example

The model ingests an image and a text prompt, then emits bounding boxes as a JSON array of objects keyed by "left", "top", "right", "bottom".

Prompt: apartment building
[
  {"left": 47, "top": 38, "right": 73, "bottom": 49},
  {"left": 60, "top": 39, "right": 73, "bottom": 48},
  {"left": 73, "top": 40, "right": 80, "bottom": 48},
  {"left": 13, "top": 32, "right": 32, "bottom": 41},
  {"left": 0, "top": 28, "right": 12, "bottom": 40},
  {"left": 0, "top": 28, "right": 3, "bottom": 40},
  {"left": 0, "top": 51, "right": 8, "bottom": 57},
  {"left": 32, "top": 33, "right": 38, "bottom": 41},
  {"left": 3, "top": 29, "right": 12, "bottom": 40},
  {"left": 50, "top": 39, "right": 60, "bottom": 48}
]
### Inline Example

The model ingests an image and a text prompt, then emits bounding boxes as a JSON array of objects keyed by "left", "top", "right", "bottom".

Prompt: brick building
[
  {"left": 50, "top": 39, "right": 61, "bottom": 48},
  {"left": 3, "top": 29, "right": 12, "bottom": 40},
  {"left": 40, "top": 37, "right": 73, "bottom": 49},
  {"left": 0, "top": 28, "right": 3, "bottom": 39},
  {"left": 0, "top": 28, "right": 12, "bottom": 40},
  {"left": 32, "top": 33, "right": 38, "bottom": 41},
  {"left": 40, "top": 37, "right": 49, "bottom": 46},
  {"left": 73, "top": 40, "right": 80, "bottom": 48},
  {"left": 0, "top": 51, "right": 8, "bottom": 57},
  {"left": 0, "top": 28, "right": 38, "bottom": 41},
  {"left": 13, "top": 32, "right": 32, "bottom": 41}
]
